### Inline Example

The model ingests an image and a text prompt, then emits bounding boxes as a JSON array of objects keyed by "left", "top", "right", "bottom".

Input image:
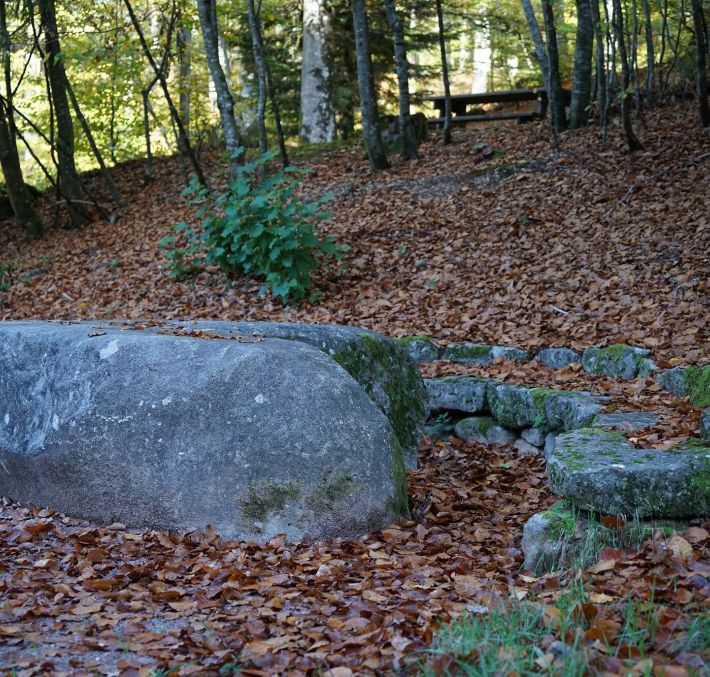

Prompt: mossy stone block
[{"left": 548, "top": 429, "right": 710, "bottom": 519}]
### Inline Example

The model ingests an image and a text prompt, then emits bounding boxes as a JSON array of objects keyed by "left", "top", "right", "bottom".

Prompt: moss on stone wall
[{"left": 685, "top": 365, "right": 710, "bottom": 408}]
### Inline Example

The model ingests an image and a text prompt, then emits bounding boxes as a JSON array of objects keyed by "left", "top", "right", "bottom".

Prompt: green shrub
[
  {"left": 160, "top": 150, "right": 348, "bottom": 303},
  {"left": 0, "top": 261, "right": 15, "bottom": 292}
]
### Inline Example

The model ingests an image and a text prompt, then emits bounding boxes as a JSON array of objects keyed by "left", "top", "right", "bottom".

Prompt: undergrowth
[{"left": 160, "top": 149, "right": 348, "bottom": 304}]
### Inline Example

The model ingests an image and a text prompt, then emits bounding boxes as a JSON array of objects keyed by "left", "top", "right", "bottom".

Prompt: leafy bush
[
  {"left": 160, "top": 150, "right": 348, "bottom": 303},
  {"left": 0, "top": 261, "right": 15, "bottom": 292}
]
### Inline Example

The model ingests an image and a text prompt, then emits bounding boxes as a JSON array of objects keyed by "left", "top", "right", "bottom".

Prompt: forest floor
[
  {"left": 1, "top": 101, "right": 709, "bottom": 675},
  {"left": 1, "top": 99, "right": 708, "bottom": 360}
]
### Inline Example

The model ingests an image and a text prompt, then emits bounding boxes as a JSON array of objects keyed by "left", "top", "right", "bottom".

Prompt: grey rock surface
[
  {"left": 581, "top": 344, "right": 653, "bottom": 379},
  {"left": 544, "top": 433, "right": 558, "bottom": 460},
  {"left": 521, "top": 427, "right": 546, "bottom": 447},
  {"left": 396, "top": 336, "right": 439, "bottom": 364},
  {"left": 0, "top": 321, "right": 408, "bottom": 540},
  {"left": 544, "top": 391, "right": 604, "bottom": 432},
  {"left": 657, "top": 367, "right": 690, "bottom": 398},
  {"left": 536, "top": 348, "right": 581, "bottom": 369},
  {"left": 548, "top": 429, "right": 710, "bottom": 519},
  {"left": 486, "top": 383, "right": 601, "bottom": 431},
  {"left": 95, "top": 320, "right": 428, "bottom": 470},
  {"left": 454, "top": 417, "right": 517, "bottom": 446},
  {"left": 513, "top": 438, "right": 542, "bottom": 457},
  {"left": 425, "top": 376, "right": 488, "bottom": 414},
  {"left": 701, "top": 408, "right": 710, "bottom": 441},
  {"left": 485, "top": 383, "right": 538, "bottom": 429},
  {"left": 490, "top": 346, "right": 530, "bottom": 362},
  {"left": 521, "top": 511, "right": 570, "bottom": 572},
  {"left": 593, "top": 411, "right": 658, "bottom": 432},
  {"left": 441, "top": 342, "right": 494, "bottom": 364}
]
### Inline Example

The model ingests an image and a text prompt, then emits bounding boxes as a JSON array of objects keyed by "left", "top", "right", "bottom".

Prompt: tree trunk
[
  {"left": 691, "top": 0, "right": 709, "bottom": 126},
  {"left": 246, "top": 0, "right": 268, "bottom": 157},
  {"left": 300, "top": 0, "right": 335, "bottom": 143},
  {"left": 37, "top": 0, "right": 90, "bottom": 228},
  {"left": 177, "top": 19, "right": 192, "bottom": 142},
  {"left": 541, "top": 0, "right": 567, "bottom": 133},
  {"left": 350, "top": 0, "right": 388, "bottom": 169},
  {"left": 435, "top": 0, "right": 452, "bottom": 145},
  {"left": 519, "top": 0, "right": 549, "bottom": 83},
  {"left": 570, "top": 0, "right": 594, "bottom": 128},
  {"left": 589, "top": 0, "right": 608, "bottom": 138},
  {"left": 612, "top": 0, "right": 645, "bottom": 150},
  {"left": 65, "top": 79, "right": 124, "bottom": 209},
  {"left": 0, "top": 106, "right": 42, "bottom": 237},
  {"left": 124, "top": 0, "right": 206, "bottom": 187},
  {"left": 383, "top": 0, "right": 418, "bottom": 160},
  {"left": 0, "top": 0, "right": 42, "bottom": 236},
  {"left": 196, "top": 0, "right": 243, "bottom": 179},
  {"left": 642, "top": 0, "right": 654, "bottom": 103}
]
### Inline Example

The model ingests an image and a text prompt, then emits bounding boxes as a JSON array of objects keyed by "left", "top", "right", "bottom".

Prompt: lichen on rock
[
  {"left": 581, "top": 344, "right": 654, "bottom": 379},
  {"left": 548, "top": 429, "right": 710, "bottom": 519}
]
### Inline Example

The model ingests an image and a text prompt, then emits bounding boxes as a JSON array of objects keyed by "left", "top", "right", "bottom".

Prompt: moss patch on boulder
[{"left": 331, "top": 332, "right": 428, "bottom": 468}]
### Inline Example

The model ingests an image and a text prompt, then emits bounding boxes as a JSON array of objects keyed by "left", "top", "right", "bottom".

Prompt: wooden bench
[{"left": 424, "top": 88, "right": 569, "bottom": 127}]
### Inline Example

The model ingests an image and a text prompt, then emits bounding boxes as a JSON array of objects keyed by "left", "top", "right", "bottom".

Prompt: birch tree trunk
[
  {"left": 435, "top": 0, "right": 452, "bottom": 145},
  {"left": 300, "top": 0, "right": 335, "bottom": 143},
  {"left": 196, "top": 0, "right": 243, "bottom": 179},
  {"left": 691, "top": 0, "right": 709, "bottom": 126},
  {"left": 541, "top": 0, "right": 567, "bottom": 132},
  {"left": 612, "top": 0, "right": 645, "bottom": 149},
  {"left": 383, "top": 0, "right": 418, "bottom": 160},
  {"left": 570, "top": 0, "right": 594, "bottom": 128},
  {"left": 37, "top": 0, "right": 90, "bottom": 228},
  {"left": 350, "top": 0, "right": 388, "bottom": 170}
]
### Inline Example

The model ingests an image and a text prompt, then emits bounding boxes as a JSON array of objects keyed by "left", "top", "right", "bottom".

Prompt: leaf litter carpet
[
  {"left": 0, "top": 101, "right": 708, "bottom": 361},
  {"left": 0, "top": 100, "right": 709, "bottom": 674},
  {"left": 2, "top": 439, "right": 709, "bottom": 675}
]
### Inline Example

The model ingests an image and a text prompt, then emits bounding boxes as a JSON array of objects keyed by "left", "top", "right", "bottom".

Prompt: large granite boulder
[
  {"left": 593, "top": 411, "right": 658, "bottom": 432},
  {"left": 0, "top": 321, "right": 408, "bottom": 540},
  {"left": 118, "top": 320, "right": 428, "bottom": 469},
  {"left": 548, "top": 429, "right": 710, "bottom": 519}
]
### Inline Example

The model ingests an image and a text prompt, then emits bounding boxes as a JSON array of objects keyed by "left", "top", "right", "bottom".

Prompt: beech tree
[
  {"left": 383, "top": 0, "right": 418, "bottom": 160},
  {"left": 569, "top": 0, "right": 593, "bottom": 128},
  {"left": 300, "top": 0, "right": 335, "bottom": 143},
  {"left": 540, "top": 0, "right": 567, "bottom": 133},
  {"left": 435, "top": 0, "right": 453, "bottom": 145},
  {"left": 37, "top": 0, "right": 90, "bottom": 228},
  {"left": 350, "top": 0, "right": 388, "bottom": 170},
  {"left": 0, "top": 0, "right": 42, "bottom": 237},
  {"left": 196, "top": 0, "right": 243, "bottom": 180},
  {"left": 690, "top": 0, "right": 709, "bottom": 126}
]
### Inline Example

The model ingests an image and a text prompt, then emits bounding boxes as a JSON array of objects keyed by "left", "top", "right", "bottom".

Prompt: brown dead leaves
[
  {"left": 0, "top": 101, "right": 707, "bottom": 360},
  {"left": 2, "top": 438, "right": 709, "bottom": 674}
]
